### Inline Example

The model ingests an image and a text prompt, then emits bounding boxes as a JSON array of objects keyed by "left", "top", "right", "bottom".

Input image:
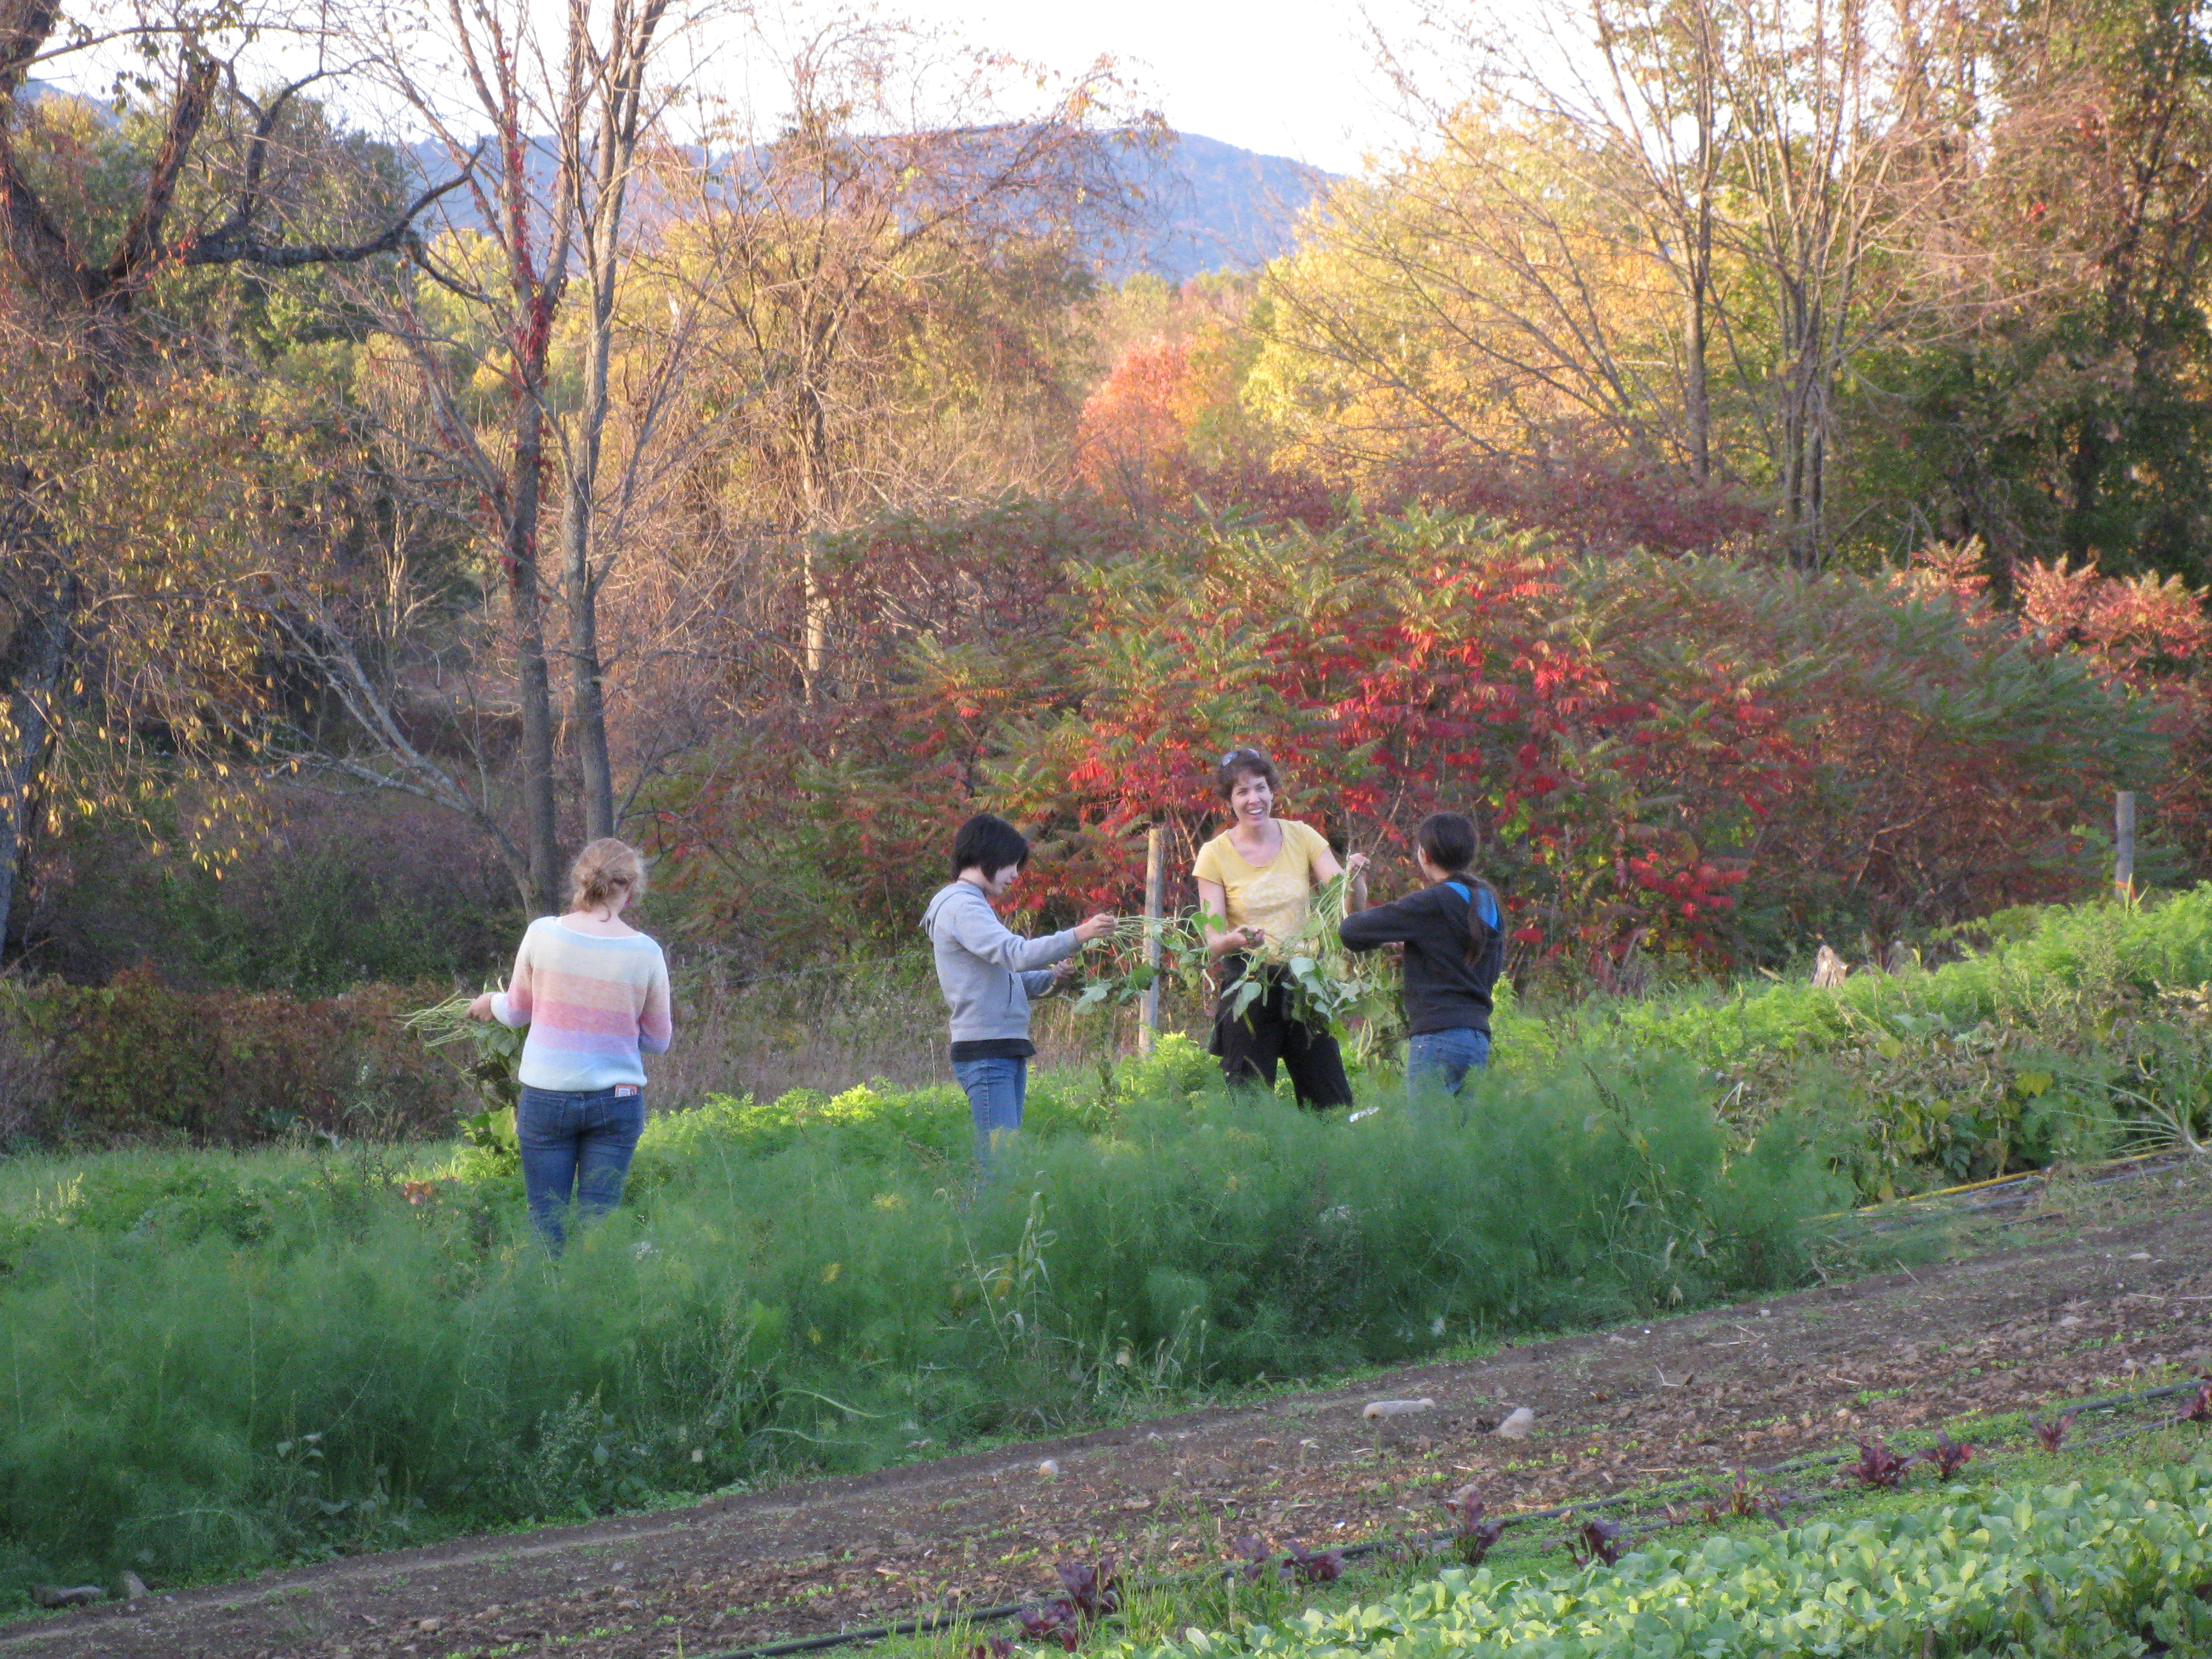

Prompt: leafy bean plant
[
  {"left": 1216, "top": 874, "right": 1403, "bottom": 1062},
  {"left": 1069, "top": 877, "right": 1402, "bottom": 1064}
]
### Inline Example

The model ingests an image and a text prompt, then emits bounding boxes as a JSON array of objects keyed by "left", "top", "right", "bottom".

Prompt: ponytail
[
  {"left": 1461, "top": 877, "right": 1500, "bottom": 968},
  {"left": 1413, "top": 811, "right": 1495, "bottom": 964}
]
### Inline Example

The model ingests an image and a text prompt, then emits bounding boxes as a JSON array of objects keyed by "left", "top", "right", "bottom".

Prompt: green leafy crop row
[
  {"left": 1498, "top": 888, "right": 2212, "bottom": 1196},
  {"left": 1103, "top": 1463, "right": 2212, "bottom": 1659}
]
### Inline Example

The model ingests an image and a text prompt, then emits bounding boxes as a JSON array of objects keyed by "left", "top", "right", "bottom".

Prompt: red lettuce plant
[
  {"left": 1838, "top": 1437, "right": 1913, "bottom": 1489},
  {"left": 1282, "top": 1542, "right": 1346, "bottom": 1585},
  {"left": 1701, "top": 1468, "right": 1802, "bottom": 1526},
  {"left": 2030, "top": 1409, "right": 2077, "bottom": 1453},
  {"left": 1561, "top": 1515, "right": 1631, "bottom": 1567},
  {"left": 1013, "top": 1557, "right": 1122, "bottom": 1650},
  {"left": 1918, "top": 1432, "right": 1976, "bottom": 1478},
  {"left": 2178, "top": 1376, "right": 2212, "bottom": 1426},
  {"left": 1230, "top": 1535, "right": 1344, "bottom": 1586},
  {"left": 1056, "top": 1559, "right": 1122, "bottom": 1622},
  {"left": 1015, "top": 1606, "right": 1079, "bottom": 1650},
  {"left": 1443, "top": 1483, "right": 1507, "bottom": 1566}
]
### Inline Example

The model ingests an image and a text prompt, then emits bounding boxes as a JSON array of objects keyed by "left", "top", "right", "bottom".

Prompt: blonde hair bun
[{"left": 569, "top": 837, "right": 647, "bottom": 911}]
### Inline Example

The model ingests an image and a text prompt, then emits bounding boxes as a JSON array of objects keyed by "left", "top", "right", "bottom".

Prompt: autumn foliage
[{"left": 645, "top": 501, "right": 2175, "bottom": 977}]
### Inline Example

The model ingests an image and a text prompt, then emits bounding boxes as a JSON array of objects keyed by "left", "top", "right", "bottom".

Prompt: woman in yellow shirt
[{"left": 1193, "top": 747, "right": 1368, "bottom": 1107}]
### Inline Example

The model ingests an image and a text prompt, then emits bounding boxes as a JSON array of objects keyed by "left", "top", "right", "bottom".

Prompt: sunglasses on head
[{"left": 1219, "top": 748, "right": 1258, "bottom": 768}]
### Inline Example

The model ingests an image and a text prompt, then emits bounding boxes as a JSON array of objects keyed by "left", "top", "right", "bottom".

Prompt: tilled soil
[{"left": 8, "top": 1199, "right": 2211, "bottom": 1659}]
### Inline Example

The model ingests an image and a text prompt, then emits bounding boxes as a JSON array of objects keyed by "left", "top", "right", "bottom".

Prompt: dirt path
[{"left": 10, "top": 1199, "right": 2211, "bottom": 1659}]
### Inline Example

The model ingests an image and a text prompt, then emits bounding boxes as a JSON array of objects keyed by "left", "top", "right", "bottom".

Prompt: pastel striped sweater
[{"left": 491, "top": 918, "right": 674, "bottom": 1092}]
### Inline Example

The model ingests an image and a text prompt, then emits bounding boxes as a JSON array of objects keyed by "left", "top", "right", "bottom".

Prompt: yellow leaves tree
[
  {"left": 1247, "top": 113, "right": 1687, "bottom": 498},
  {"left": 1, "top": 0, "right": 468, "bottom": 954}
]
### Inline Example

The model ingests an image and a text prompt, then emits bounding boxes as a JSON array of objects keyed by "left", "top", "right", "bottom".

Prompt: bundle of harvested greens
[
  {"left": 1068, "top": 916, "right": 1213, "bottom": 1014},
  {"left": 402, "top": 991, "right": 524, "bottom": 1155},
  {"left": 1215, "top": 871, "right": 1401, "bottom": 1061}
]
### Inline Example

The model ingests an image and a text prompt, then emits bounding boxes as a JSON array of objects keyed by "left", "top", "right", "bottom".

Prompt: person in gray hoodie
[{"left": 923, "top": 814, "right": 1116, "bottom": 1167}]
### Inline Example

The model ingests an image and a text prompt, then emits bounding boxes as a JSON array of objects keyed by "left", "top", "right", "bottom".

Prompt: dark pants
[
  {"left": 517, "top": 1084, "right": 645, "bottom": 1252},
  {"left": 1210, "top": 960, "right": 1354, "bottom": 1109}
]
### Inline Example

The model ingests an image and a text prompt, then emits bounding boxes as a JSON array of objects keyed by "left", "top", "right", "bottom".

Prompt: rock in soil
[{"left": 28, "top": 1588, "right": 101, "bottom": 1611}]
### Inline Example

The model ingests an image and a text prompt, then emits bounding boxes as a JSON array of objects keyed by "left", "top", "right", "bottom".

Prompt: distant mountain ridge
[
  {"left": 1108, "top": 132, "right": 1330, "bottom": 281},
  {"left": 16, "top": 78, "right": 1330, "bottom": 281},
  {"left": 398, "top": 128, "right": 1329, "bottom": 284}
]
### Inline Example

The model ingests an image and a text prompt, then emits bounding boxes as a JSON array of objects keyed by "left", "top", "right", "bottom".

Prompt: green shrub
[
  {"left": 1100, "top": 1462, "right": 2212, "bottom": 1659},
  {"left": 0, "top": 974, "right": 462, "bottom": 1146},
  {"left": 29, "top": 793, "right": 515, "bottom": 996}
]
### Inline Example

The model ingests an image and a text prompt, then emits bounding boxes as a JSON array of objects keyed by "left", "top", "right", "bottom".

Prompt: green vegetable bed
[{"left": 1104, "top": 1463, "right": 2212, "bottom": 1659}]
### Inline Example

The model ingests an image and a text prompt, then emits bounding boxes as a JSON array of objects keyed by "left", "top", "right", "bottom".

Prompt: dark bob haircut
[
  {"left": 1214, "top": 746, "right": 1283, "bottom": 800},
  {"left": 1414, "top": 811, "right": 1478, "bottom": 874},
  {"left": 951, "top": 813, "right": 1031, "bottom": 879}
]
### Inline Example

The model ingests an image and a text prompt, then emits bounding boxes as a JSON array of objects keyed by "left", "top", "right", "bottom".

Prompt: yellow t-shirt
[{"left": 1193, "top": 819, "right": 1333, "bottom": 955}]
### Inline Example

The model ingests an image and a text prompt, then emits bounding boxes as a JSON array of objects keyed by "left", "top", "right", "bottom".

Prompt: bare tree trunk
[
  {"left": 1686, "top": 17, "right": 1717, "bottom": 484},
  {"left": 559, "top": 0, "right": 670, "bottom": 840},
  {"left": 508, "top": 394, "right": 564, "bottom": 917},
  {"left": 1686, "top": 264, "right": 1711, "bottom": 483},
  {"left": 797, "top": 373, "right": 836, "bottom": 704},
  {"left": 563, "top": 220, "right": 620, "bottom": 837},
  {"left": 0, "top": 574, "right": 72, "bottom": 957}
]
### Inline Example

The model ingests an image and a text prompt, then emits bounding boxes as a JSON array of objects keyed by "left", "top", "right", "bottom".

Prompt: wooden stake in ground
[
  {"left": 2116, "top": 791, "right": 2137, "bottom": 902},
  {"left": 1140, "top": 825, "right": 1165, "bottom": 1054}
]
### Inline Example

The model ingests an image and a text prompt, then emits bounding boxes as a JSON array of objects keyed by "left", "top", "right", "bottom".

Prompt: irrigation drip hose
[
  {"left": 1832, "top": 1151, "right": 2203, "bottom": 1238},
  {"left": 1816, "top": 1150, "right": 2191, "bottom": 1231},
  {"left": 691, "top": 1378, "right": 2208, "bottom": 1659}
]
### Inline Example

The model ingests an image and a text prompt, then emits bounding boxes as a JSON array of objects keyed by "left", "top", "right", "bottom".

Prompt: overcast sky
[
  {"left": 888, "top": 0, "right": 1432, "bottom": 175},
  {"left": 35, "top": 0, "right": 1448, "bottom": 176}
]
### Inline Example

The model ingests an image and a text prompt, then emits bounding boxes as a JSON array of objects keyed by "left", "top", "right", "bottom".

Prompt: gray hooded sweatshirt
[{"left": 921, "top": 882, "right": 1081, "bottom": 1051}]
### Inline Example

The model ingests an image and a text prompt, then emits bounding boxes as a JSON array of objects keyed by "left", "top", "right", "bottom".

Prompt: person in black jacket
[{"left": 1338, "top": 812, "right": 1504, "bottom": 1101}]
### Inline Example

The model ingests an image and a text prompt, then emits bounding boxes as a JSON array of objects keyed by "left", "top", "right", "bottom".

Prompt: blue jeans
[
  {"left": 953, "top": 1055, "right": 1027, "bottom": 1167},
  {"left": 516, "top": 1084, "right": 646, "bottom": 1252},
  {"left": 1406, "top": 1028, "right": 1489, "bottom": 1101}
]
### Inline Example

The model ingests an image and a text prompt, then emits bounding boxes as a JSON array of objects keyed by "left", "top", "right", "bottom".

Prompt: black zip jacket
[{"left": 1338, "top": 879, "right": 1504, "bottom": 1036}]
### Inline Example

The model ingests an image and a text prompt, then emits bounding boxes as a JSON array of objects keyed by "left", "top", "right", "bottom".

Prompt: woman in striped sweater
[{"left": 469, "top": 839, "right": 674, "bottom": 1250}]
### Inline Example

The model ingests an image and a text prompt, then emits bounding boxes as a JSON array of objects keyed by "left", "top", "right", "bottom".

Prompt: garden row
[
  {"left": 1090, "top": 1461, "right": 2212, "bottom": 1659},
  {"left": 0, "top": 1043, "right": 1834, "bottom": 1595},
  {"left": 16, "top": 883, "right": 2212, "bottom": 1213},
  {"left": 1518, "top": 885, "right": 2212, "bottom": 1195}
]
